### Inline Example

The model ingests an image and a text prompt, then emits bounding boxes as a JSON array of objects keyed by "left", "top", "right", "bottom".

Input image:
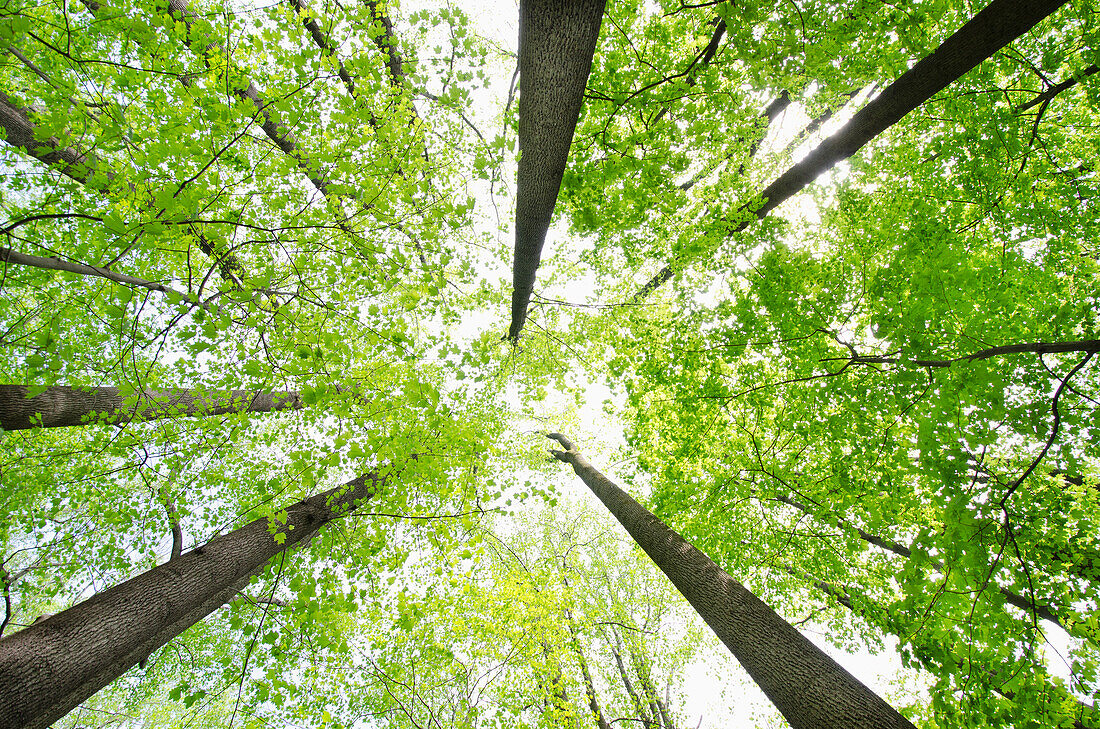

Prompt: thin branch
[
  {"left": 0, "top": 245, "right": 216, "bottom": 311},
  {"left": 1017, "top": 64, "right": 1100, "bottom": 112},
  {"left": 1000, "top": 352, "right": 1095, "bottom": 506}
]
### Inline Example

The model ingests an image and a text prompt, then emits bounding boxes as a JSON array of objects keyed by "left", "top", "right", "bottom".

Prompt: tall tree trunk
[
  {"left": 0, "top": 384, "right": 303, "bottom": 431},
  {"left": 0, "top": 469, "right": 388, "bottom": 729},
  {"left": 508, "top": 0, "right": 606, "bottom": 341},
  {"left": 565, "top": 611, "right": 612, "bottom": 729},
  {"left": 547, "top": 434, "right": 915, "bottom": 729},
  {"left": 608, "top": 627, "right": 654, "bottom": 726},
  {"left": 634, "top": 0, "right": 1069, "bottom": 299},
  {"left": 537, "top": 641, "right": 576, "bottom": 726},
  {"left": 626, "top": 638, "right": 676, "bottom": 729}
]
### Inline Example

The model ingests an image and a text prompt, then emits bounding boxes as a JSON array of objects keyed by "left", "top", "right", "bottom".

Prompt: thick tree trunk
[
  {"left": 0, "top": 90, "right": 101, "bottom": 183},
  {"left": 0, "top": 469, "right": 386, "bottom": 729},
  {"left": 508, "top": 0, "right": 606, "bottom": 341},
  {"left": 0, "top": 384, "right": 303, "bottom": 431},
  {"left": 548, "top": 434, "right": 915, "bottom": 729},
  {"left": 635, "top": 0, "right": 1069, "bottom": 299}
]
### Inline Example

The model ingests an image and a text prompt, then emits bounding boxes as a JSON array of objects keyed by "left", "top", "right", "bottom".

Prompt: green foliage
[{"left": 3, "top": 0, "right": 1100, "bottom": 727}]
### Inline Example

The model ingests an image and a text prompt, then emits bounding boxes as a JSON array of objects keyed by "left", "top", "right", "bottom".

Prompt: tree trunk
[
  {"left": 508, "top": 0, "right": 606, "bottom": 341},
  {"left": 651, "top": 17, "right": 728, "bottom": 126},
  {"left": 288, "top": 0, "right": 359, "bottom": 97},
  {"left": 608, "top": 628, "right": 653, "bottom": 726},
  {"left": 0, "top": 469, "right": 387, "bottom": 729},
  {"left": 627, "top": 638, "right": 676, "bottom": 729},
  {"left": 537, "top": 641, "right": 576, "bottom": 726},
  {"left": 548, "top": 434, "right": 915, "bottom": 729},
  {"left": 627, "top": 639, "right": 665, "bottom": 728},
  {"left": 565, "top": 612, "right": 612, "bottom": 729},
  {"left": 635, "top": 0, "right": 1069, "bottom": 299},
  {"left": 0, "top": 90, "right": 101, "bottom": 184},
  {"left": 0, "top": 384, "right": 303, "bottom": 431}
]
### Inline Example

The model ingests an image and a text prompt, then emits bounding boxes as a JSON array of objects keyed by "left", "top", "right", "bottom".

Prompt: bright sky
[
  {"left": 406, "top": 0, "right": 1091, "bottom": 723},
  {"left": 417, "top": 0, "right": 931, "bottom": 725}
]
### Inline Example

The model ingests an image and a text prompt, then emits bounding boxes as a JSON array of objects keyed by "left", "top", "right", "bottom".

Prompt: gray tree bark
[
  {"left": 635, "top": 0, "right": 1070, "bottom": 299},
  {"left": 548, "top": 434, "right": 915, "bottom": 729},
  {"left": 0, "top": 90, "right": 101, "bottom": 183},
  {"left": 0, "top": 384, "right": 303, "bottom": 431},
  {"left": 508, "top": 0, "right": 606, "bottom": 341},
  {"left": 0, "top": 469, "right": 387, "bottom": 729}
]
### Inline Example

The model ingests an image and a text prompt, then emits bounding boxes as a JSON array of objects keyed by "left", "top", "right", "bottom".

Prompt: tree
[
  {"left": 633, "top": 0, "right": 1069, "bottom": 298},
  {"left": 0, "top": 0, "right": 497, "bottom": 724},
  {"left": 509, "top": 0, "right": 606, "bottom": 341},
  {"left": 4, "top": 0, "right": 1100, "bottom": 725},
  {"left": 0, "top": 384, "right": 303, "bottom": 430},
  {"left": 0, "top": 468, "right": 387, "bottom": 728},
  {"left": 547, "top": 433, "right": 915, "bottom": 729}
]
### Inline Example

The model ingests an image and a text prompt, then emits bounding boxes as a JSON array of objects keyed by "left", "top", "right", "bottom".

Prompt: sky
[{"left": 411, "top": 0, "right": 930, "bottom": 725}]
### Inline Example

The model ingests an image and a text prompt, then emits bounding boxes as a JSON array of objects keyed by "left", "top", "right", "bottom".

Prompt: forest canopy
[{"left": 1, "top": 0, "right": 1098, "bottom": 727}]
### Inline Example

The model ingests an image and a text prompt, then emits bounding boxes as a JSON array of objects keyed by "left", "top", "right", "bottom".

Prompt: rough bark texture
[
  {"left": 0, "top": 384, "right": 303, "bottom": 431},
  {"left": 0, "top": 470, "right": 385, "bottom": 729},
  {"left": 0, "top": 90, "right": 104, "bottom": 184},
  {"left": 635, "top": 0, "right": 1069, "bottom": 299},
  {"left": 508, "top": 0, "right": 606, "bottom": 341},
  {"left": 548, "top": 434, "right": 915, "bottom": 729}
]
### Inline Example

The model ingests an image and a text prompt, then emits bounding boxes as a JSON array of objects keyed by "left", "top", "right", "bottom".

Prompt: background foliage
[{"left": 1, "top": 0, "right": 1098, "bottom": 726}]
